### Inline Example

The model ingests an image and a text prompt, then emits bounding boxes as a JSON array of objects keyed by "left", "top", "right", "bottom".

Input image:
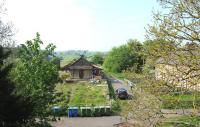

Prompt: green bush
[{"left": 111, "top": 100, "right": 121, "bottom": 113}]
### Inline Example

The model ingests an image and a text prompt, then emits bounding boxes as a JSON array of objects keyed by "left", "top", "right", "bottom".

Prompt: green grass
[
  {"left": 68, "top": 82, "right": 109, "bottom": 106},
  {"left": 50, "top": 83, "right": 72, "bottom": 115},
  {"left": 162, "top": 93, "right": 200, "bottom": 101},
  {"left": 161, "top": 92, "right": 200, "bottom": 109},
  {"left": 160, "top": 116, "right": 200, "bottom": 127}
]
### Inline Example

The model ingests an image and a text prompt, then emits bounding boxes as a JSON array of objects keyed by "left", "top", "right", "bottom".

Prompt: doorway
[{"left": 79, "top": 70, "right": 84, "bottom": 79}]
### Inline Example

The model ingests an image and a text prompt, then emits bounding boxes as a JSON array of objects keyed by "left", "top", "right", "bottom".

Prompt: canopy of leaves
[
  {"left": 11, "top": 33, "right": 59, "bottom": 119},
  {"left": 144, "top": 0, "right": 200, "bottom": 112},
  {"left": 103, "top": 39, "right": 143, "bottom": 73},
  {"left": 91, "top": 52, "right": 104, "bottom": 65},
  {"left": 0, "top": 47, "right": 33, "bottom": 127}
]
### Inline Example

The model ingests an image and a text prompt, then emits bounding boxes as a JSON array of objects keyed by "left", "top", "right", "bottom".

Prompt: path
[
  {"left": 50, "top": 116, "right": 121, "bottom": 127},
  {"left": 108, "top": 76, "right": 132, "bottom": 95}
]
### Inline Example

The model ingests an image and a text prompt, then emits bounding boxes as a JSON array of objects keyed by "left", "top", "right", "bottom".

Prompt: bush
[{"left": 111, "top": 100, "right": 121, "bottom": 113}]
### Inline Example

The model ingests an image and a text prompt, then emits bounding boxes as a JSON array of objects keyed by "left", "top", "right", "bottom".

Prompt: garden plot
[
  {"left": 68, "top": 82, "right": 110, "bottom": 107},
  {"left": 54, "top": 82, "right": 110, "bottom": 109}
]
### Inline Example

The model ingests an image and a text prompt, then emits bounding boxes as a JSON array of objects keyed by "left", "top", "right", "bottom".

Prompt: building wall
[
  {"left": 70, "top": 70, "right": 79, "bottom": 79},
  {"left": 70, "top": 69, "right": 92, "bottom": 79},
  {"left": 83, "top": 70, "right": 92, "bottom": 79},
  {"left": 155, "top": 64, "right": 200, "bottom": 90}
]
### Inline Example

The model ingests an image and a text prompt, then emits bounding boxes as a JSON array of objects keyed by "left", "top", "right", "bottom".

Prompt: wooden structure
[{"left": 62, "top": 56, "right": 103, "bottom": 79}]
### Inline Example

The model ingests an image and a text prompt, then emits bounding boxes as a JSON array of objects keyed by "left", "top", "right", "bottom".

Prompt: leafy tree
[
  {"left": 0, "top": 3, "right": 35, "bottom": 126},
  {"left": 0, "top": 46, "right": 34, "bottom": 127},
  {"left": 145, "top": 0, "right": 200, "bottom": 114},
  {"left": 11, "top": 33, "right": 59, "bottom": 121},
  {"left": 146, "top": 0, "right": 200, "bottom": 87},
  {"left": 103, "top": 39, "right": 143, "bottom": 73},
  {"left": 91, "top": 52, "right": 104, "bottom": 65},
  {"left": 147, "top": 0, "right": 199, "bottom": 44},
  {"left": 120, "top": 87, "right": 162, "bottom": 127}
]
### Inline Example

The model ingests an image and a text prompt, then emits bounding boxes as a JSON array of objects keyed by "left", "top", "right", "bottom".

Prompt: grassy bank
[{"left": 160, "top": 116, "right": 200, "bottom": 127}]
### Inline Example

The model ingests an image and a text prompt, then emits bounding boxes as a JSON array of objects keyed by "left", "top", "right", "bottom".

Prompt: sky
[{"left": 3, "top": 0, "right": 160, "bottom": 51}]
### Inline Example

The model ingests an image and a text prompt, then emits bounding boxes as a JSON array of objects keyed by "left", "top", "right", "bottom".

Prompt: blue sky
[{"left": 4, "top": 0, "right": 159, "bottom": 51}]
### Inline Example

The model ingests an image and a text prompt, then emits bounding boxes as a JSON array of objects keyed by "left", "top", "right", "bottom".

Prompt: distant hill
[{"left": 55, "top": 50, "right": 107, "bottom": 67}]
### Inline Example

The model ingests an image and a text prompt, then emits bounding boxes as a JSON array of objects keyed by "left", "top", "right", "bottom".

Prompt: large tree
[
  {"left": 11, "top": 33, "right": 59, "bottom": 121},
  {"left": 103, "top": 39, "right": 143, "bottom": 73},
  {"left": 147, "top": 0, "right": 199, "bottom": 44},
  {"left": 146, "top": 0, "right": 200, "bottom": 111},
  {"left": 0, "top": 47, "right": 33, "bottom": 127},
  {"left": 0, "top": 2, "right": 33, "bottom": 126},
  {"left": 91, "top": 52, "right": 104, "bottom": 65},
  {"left": 147, "top": 0, "right": 200, "bottom": 88}
]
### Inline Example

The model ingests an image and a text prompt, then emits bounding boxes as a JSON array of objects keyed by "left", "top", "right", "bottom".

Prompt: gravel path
[{"left": 50, "top": 116, "right": 121, "bottom": 127}]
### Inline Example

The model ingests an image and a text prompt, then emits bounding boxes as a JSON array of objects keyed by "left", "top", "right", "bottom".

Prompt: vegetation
[
  {"left": 91, "top": 52, "right": 104, "bottom": 65},
  {"left": 146, "top": 0, "right": 200, "bottom": 90},
  {"left": 103, "top": 39, "right": 144, "bottom": 73},
  {"left": 57, "top": 50, "right": 107, "bottom": 67},
  {"left": 0, "top": 0, "right": 199, "bottom": 126},
  {"left": 0, "top": 4, "right": 34, "bottom": 126},
  {"left": 161, "top": 92, "right": 200, "bottom": 109},
  {"left": 159, "top": 116, "right": 200, "bottom": 127},
  {"left": 68, "top": 82, "right": 109, "bottom": 107},
  {"left": 60, "top": 71, "right": 71, "bottom": 82},
  {"left": 52, "top": 82, "right": 109, "bottom": 112},
  {"left": 11, "top": 33, "right": 59, "bottom": 122},
  {"left": 0, "top": 47, "right": 34, "bottom": 127}
]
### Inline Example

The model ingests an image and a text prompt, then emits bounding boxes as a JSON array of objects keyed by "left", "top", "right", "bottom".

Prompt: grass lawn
[
  {"left": 160, "top": 116, "right": 200, "bottom": 127},
  {"left": 68, "top": 82, "right": 109, "bottom": 107},
  {"left": 161, "top": 92, "right": 200, "bottom": 109}
]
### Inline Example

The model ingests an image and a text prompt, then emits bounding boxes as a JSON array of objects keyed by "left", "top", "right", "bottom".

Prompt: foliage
[
  {"left": 57, "top": 50, "right": 107, "bottom": 67},
  {"left": 51, "top": 83, "right": 72, "bottom": 116},
  {"left": 103, "top": 39, "right": 143, "bottom": 73},
  {"left": 53, "top": 82, "right": 109, "bottom": 110},
  {"left": 120, "top": 86, "right": 162, "bottom": 127},
  {"left": 60, "top": 71, "right": 71, "bottom": 82},
  {"left": 111, "top": 100, "right": 121, "bottom": 113},
  {"left": 0, "top": 4, "right": 34, "bottom": 126},
  {"left": 11, "top": 33, "right": 59, "bottom": 120},
  {"left": 161, "top": 92, "right": 200, "bottom": 109},
  {"left": 146, "top": 0, "right": 200, "bottom": 110},
  {"left": 91, "top": 52, "right": 104, "bottom": 65},
  {"left": 0, "top": 46, "right": 34, "bottom": 127}
]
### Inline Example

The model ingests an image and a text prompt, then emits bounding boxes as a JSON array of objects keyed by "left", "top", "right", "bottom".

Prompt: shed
[{"left": 61, "top": 56, "right": 103, "bottom": 79}]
